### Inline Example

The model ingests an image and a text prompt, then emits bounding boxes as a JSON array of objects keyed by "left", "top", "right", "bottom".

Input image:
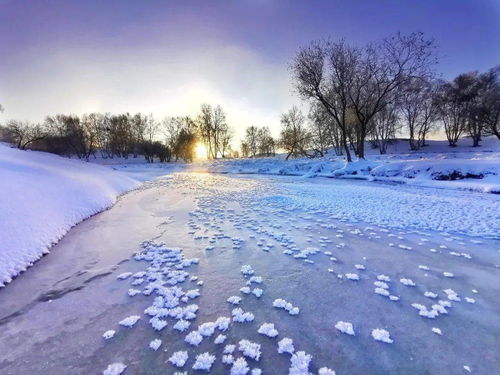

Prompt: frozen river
[{"left": 0, "top": 173, "right": 499, "bottom": 374}]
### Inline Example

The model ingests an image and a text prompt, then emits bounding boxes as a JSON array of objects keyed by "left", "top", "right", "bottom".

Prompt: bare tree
[
  {"left": 5, "top": 120, "right": 46, "bottom": 150},
  {"left": 197, "top": 104, "right": 229, "bottom": 159},
  {"left": 347, "top": 33, "right": 437, "bottom": 158},
  {"left": 240, "top": 141, "right": 250, "bottom": 158},
  {"left": 308, "top": 103, "right": 333, "bottom": 156},
  {"left": 370, "top": 99, "right": 401, "bottom": 154},
  {"left": 279, "top": 106, "right": 311, "bottom": 160},
  {"left": 220, "top": 126, "right": 233, "bottom": 158},
  {"left": 399, "top": 78, "right": 438, "bottom": 150},
  {"left": 435, "top": 73, "right": 481, "bottom": 147},
  {"left": 257, "top": 126, "right": 276, "bottom": 156},
  {"left": 482, "top": 66, "right": 500, "bottom": 140},
  {"left": 291, "top": 40, "right": 357, "bottom": 161},
  {"left": 244, "top": 126, "right": 259, "bottom": 157},
  {"left": 79, "top": 113, "right": 103, "bottom": 160},
  {"left": 144, "top": 114, "right": 159, "bottom": 143},
  {"left": 291, "top": 32, "right": 437, "bottom": 160},
  {"left": 162, "top": 116, "right": 197, "bottom": 161}
]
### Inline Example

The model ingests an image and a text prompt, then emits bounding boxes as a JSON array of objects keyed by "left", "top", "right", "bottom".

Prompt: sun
[{"left": 195, "top": 142, "right": 207, "bottom": 160}]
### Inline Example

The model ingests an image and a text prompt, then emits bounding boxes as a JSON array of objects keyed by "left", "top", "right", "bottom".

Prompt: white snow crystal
[
  {"left": 169, "top": 351, "right": 188, "bottom": 368},
  {"left": 224, "top": 344, "right": 236, "bottom": 354},
  {"left": 371, "top": 328, "right": 393, "bottom": 343},
  {"left": 443, "top": 272, "right": 454, "bottom": 278},
  {"left": 289, "top": 351, "right": 312, "bottom": 375},
  {"left": 186, "top": 289, "right": 201, "bottom": 299},
  {"left": 465, "top": 297, "right": 476, "bottom": 304},
  {"left": 377, "top": 274, "right": 391, "bottom": 282},
  {"left": 444, "top": 289, "right": 461, "bottom": 302},
  {"left": 215, "top": 334, "right": 227, "bottom": 344},
  {"left": 247, "top": 276, "right": 262, "bottom": 285},
  {"left": 241, "top": 265, "right": 254, "bottom": 276},
  {"left": 345, "top": 273, "right": 359, "bottom": 281},
  {"left": 318, "top": 368, "right": 336, "bottom": 375},
  {"left": 432, "top": 327, "right": 442, "bottom": 335},
  {"left": 258, "top": 323, "right": 279, "bottom": 338},
  {"left": 102, "top": 330, "right": 115, "bottom": 340},
  {"left": 185, "top": 330, "right": 203, "bottom": 346},
  {"left": 400, "top": 278, "right": 416, "bottom": 287},
  {"left": 103, "top": 363, "right": 126, "bottom": 375},
  {"left": 173, "top": 319, "right": 191, "bottom": 332},
  {"left": 117, "top": 272, "right": 133, "bottom": 280},
  {"left": 238, "top": 339, "right": 261, "bottom": 361},
  {"left": 252, "top": 288, "right": 263, "bottom": 298},
  {"left": 277, "top": 337, "right": 295, "bottom": 354},
  {"left": 216, "top": 316, "right": 231, "bottom": 331},
  {"left": 222, "top": 355, "right": 235, "bottom": 364},
  {"left": 119, "top": 315, "right": 141, "bottom": 328},
  {"left": 240, "top": 286, "right": 251, "bottom": 294},
  {"left": 289, "top": 307, "right": 300, "bottom": 315},
  {"left": 375, "top": 288, "right": 390, "bottom": 297},
  {"left": 374, "top": 281, "right": 389, "bottom": 289},
  {"left": 227, "top": 296, "right": 242, "bottom": 305},
  {"left": 192, "top": 352, "right": 216, "bottom": 371},
  {"left": 231, "top": 357, "right": 249, "bottom": 375},
  {"left": 424, "top": 291, "right": 438, "bottom": 299},
  {"left": 335, "top": 321, "right": 355, "bottom": 336},
  {"left": 149, "top": 338, "right": 161, "bottom": 351},
  {"left": 198, "top": 322, "right": 216, "bottom": 337},
  {"left": 354, "top": 264, "right": 365, "bottom": 270},
  {"left": 232, "top": 308, "right": 255, "bottom": 323},
  {"left": 273, "top": 299, "right": 287, "bottom": 308},
  {"left": 150, "top": 317, "right": 167, "bottom": 331}
]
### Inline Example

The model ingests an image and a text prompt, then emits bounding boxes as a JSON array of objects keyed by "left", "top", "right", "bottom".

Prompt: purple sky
[{"left": 1, "top": 0, "right": 499, "bottom": 141}]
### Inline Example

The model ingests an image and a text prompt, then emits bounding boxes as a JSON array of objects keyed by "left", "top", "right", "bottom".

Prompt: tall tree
[
  {"left": 279, "top": 106, "right": 311, "bottom": 160},
  {"left": 482, "top": 66, "right": 500, "bottom": 140},
  {"left": 291, "top": 32, "right": 437, "bottom": 160},
  {"left": 244, "top": 126, "right": 259, "bottom": 157},
  {"left": 400, "top": 78, "right": 438, "bottom": 150}
]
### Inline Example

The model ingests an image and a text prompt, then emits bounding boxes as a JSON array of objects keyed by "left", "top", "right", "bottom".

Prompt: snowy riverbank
[
  {"left": 0, "top": 145, "right": 145, "bottom": 287},
  {"left": 196, "top": 137, "right": 500, "bottom": 194}
]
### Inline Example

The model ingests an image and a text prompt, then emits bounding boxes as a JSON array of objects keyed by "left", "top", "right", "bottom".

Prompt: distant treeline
[
  {"left": 1, "top": 33, "right": 499, "bottom": 162},
  {"left": 0, "top": 104, "right": 234, "bottom": 162}
]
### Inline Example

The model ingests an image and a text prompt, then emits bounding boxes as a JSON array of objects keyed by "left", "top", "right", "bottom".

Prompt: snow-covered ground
[
  {"left": 0, "top": 145, "right": 159, "bottom": 287},
  {"left": 196, "top": 137, "right": 500, "bottom": 194},
  {"left": 0, "top": 173, "right": 498, "bottom": 374}
]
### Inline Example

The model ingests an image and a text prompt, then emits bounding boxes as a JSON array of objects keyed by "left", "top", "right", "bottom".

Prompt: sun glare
[{"left": 195, "top": 142, "right": 207, "bottom": 160}]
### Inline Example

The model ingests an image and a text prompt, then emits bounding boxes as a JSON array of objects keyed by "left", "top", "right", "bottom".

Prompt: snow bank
[
  {"left": 0, "top": 145, "right": 141, "bottom": 287},
  {"left": 195, "top": 137, "right": 500, "bottom": 193}
]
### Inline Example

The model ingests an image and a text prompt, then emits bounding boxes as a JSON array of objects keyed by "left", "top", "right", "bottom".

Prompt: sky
[{"left": 0, "top": 0, "right": 499, "bottom": 143}]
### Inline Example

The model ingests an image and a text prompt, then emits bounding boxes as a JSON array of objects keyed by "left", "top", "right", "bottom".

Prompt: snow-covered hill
[{"left": 0, "top": 145, "right": 143, "bottom": 287}]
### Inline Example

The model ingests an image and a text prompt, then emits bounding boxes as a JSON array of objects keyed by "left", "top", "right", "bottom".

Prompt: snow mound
[{"left": 0, "top": 145, "right": 141, "bottom": 287}]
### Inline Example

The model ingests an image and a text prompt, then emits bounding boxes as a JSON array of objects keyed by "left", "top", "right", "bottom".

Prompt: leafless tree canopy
[
  {"left": 197, "top": 104, "right": 232, "bottom": 159},
  {"left": 279, "top": 106, "right": 311, "bottom": 160},
  {"left": 291, "top": 32, "right": 438, "bottom": 160}
]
